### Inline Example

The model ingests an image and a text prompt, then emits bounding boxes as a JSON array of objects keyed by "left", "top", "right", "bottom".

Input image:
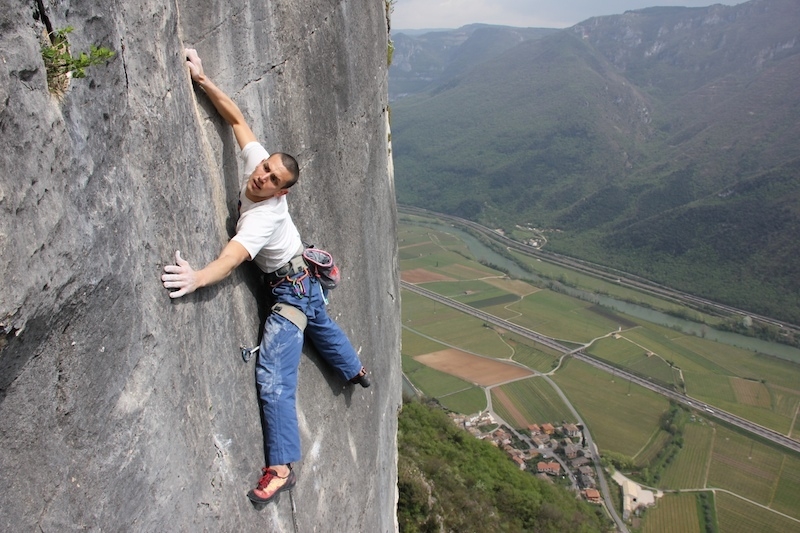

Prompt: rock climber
[{"left": 162, "top": 48, "right": 370, "bottom": 504}]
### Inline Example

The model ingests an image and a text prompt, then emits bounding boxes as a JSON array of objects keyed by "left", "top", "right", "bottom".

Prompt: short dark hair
[{"left": 277, "top": 152, "right": 300, "bottom": 188}]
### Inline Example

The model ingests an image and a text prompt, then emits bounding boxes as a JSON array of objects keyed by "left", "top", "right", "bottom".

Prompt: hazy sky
[{"left": 392, "top": 0, "right": 747, "bottom": 30}]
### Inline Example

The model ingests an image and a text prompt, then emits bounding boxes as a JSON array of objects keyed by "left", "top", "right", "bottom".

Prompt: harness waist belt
[{"left": 267, "top": 254, "right": 307, "bottom": 282}]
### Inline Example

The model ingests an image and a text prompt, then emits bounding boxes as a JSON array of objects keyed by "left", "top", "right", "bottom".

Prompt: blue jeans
[{"left": 255, "top": 271, "right": 364, "bottom": 465}]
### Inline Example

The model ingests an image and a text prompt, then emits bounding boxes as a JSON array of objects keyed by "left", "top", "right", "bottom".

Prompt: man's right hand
[
  {"left": 185, "top": 48, "right": 205, "bottom": 84},
  {"left": 162, "top": 250, "right": 199, "bottom": 299}
]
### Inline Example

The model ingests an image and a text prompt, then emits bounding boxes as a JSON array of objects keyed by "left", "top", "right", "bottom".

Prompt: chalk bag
[{"left": 302, "top": 247, "right": 340, "bottom": 290}]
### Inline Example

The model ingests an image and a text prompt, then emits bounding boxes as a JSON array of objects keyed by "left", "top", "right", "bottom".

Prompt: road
[{"left": 401, "top": 281, "right": 800, "bottom": 456}]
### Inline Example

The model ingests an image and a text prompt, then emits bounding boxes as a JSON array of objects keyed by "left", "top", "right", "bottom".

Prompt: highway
[{"left": 401, "top": 281, "right": 800, "bottom": 455}]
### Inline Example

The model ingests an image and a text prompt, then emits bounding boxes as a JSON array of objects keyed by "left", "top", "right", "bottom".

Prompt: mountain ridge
[{"left": 390, "top": 0, "right": 800, "bottom": 322}]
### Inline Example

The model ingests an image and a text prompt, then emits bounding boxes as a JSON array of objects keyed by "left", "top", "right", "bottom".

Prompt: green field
[
  {"left": 660, "top": 422, "right": 714, "bottom": 489},
  {"left": 707, "top": 424, "right": 784, "bottom": 506},
  {"left": 634, "top": 429, "right": 673, "bottom": 469},
  {"left": 772, "top": 453, "right": 800, "bottom": 517},
  {"left": 505, "top": 289, "right": 621, "bottom": 343},
  {"left": 503, "top": 334, "right": 561, "bottom": 372},
  {"left": 402, "top": 289, "right": 514, "bottom": 358},
  {"left": 402, "top": 354, "right": 476, "bottom": 399},
  {"left": 551, "top": 358, "right": 669, "bottom": 457},
  {"left": 675, "top": 335, "right": 800, "bottom": 388},
  {"left": 417, "top": 276, "right": 624, "bottom": 344},
  {"left": 641, "top": 492, "right": 702, "bottom": 533},
  {"left": 402, "top": 288, "right": 464, "bottom": 327},
  {"left": 656, "top": 418, "right": 800, "bottom": 521},
  {"left": 715, "top": 490, "right": 800, "bottom": 533},
  {"left": 401, "top": 328, "right": 448, "bottom": 357},
  {"left": 438, "top": 386, "right": 487, "bottom": 415},
  {"left": 492, "top": 377, "right": 576, "bottom": 429},
  {"left": 398, "top": 224, "right": 475, "bottom": 263},
  {"left": 589, "top": 335, "right": 648, "bottom": 364},
  {"left": 423, "top": 279, "right": 505, "bottom": 300}
]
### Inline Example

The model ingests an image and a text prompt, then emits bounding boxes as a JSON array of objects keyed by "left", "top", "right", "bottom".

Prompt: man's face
[{"left": 244, "top": 153, "right": 292, "bottom": 202}]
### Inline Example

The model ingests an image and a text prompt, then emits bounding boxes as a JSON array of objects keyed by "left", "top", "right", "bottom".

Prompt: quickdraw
[{"left": 290, "top": 271, "right": 309, "bottom": 298}]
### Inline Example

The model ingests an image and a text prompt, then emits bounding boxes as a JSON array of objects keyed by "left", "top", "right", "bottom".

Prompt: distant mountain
[
  {"left": 389, "top": 0, "right": 800, "bottom": 323},
  {"left": 390, "top": 24, "right": 559, "bottom": 100}
]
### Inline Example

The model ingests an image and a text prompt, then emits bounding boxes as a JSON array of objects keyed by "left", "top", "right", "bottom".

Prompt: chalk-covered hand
[
  {"left": 162, "top": 250, "right": 199, "bottom": 299},
  {"left": 185, "top": 48, "right": 205, "bottom": 83}
]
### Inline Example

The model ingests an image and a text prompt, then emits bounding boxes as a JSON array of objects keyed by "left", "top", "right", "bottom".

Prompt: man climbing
[{"left": 162, "top": 49, "right": 371, "bottom": 505}]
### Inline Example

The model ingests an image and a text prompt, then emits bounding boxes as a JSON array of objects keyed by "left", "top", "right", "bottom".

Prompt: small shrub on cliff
[
  {"left": 41, "top": 26, "right": 115, "bottom": 95},
  {"left": 384, "top": 0, "right": 396, "bottom": 65}
]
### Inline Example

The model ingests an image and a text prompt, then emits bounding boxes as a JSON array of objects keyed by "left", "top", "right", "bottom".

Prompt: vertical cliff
[{"left": 0, "top": 0, "right": 401, "bottom": 531}]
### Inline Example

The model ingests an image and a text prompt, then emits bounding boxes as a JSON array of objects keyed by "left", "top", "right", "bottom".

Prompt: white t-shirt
[{"left": 231, "top": 142, "right": 302, "bottom": 273}]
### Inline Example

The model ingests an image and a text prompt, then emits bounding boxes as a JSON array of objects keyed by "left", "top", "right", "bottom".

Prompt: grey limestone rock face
[{"left": 0, "top": 0, "right": 400, "bottom": 531}]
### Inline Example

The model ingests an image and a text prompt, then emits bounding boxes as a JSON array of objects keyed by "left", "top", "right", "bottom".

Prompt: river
[{"left": 404, "top": 219, "right": 800, "bottom": 363}]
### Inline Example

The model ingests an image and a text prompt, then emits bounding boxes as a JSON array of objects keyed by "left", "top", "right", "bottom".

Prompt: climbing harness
[
  {"left": 267, "top": 253, "right": 308, "bottom": 284},
  {"left": 240, "top": 245, "right": 335, "bottom": 363}
]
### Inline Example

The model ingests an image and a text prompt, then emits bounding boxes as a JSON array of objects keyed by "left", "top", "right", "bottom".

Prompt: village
[{"left": 450, "top": 411, "right": 605, "bottom": 506}]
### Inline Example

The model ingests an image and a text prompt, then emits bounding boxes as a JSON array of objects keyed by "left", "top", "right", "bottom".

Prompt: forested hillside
[
  {"left": 397, "top": 400, "right": 607, "bottom": 532},
  {"left": 390, "top": 0, "right": 800, "bottom": 323}
]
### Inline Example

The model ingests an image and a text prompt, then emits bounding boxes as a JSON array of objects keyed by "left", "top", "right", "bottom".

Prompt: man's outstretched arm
[
  {"left": 162, "top": 241, "right": 251, "bottom": 298},
  {"left": 185, "top": 48, "right": 257, "bottom": 150}
]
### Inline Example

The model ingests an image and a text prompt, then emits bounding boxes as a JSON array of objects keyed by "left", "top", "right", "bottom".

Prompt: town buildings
[{"left": 449, "top": 413, "right": 601, "bottom": 503}]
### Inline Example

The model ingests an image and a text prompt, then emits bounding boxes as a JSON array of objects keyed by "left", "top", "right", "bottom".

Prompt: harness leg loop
[{"left": 272, "top": 303, "right": 308, "bottom": 332}]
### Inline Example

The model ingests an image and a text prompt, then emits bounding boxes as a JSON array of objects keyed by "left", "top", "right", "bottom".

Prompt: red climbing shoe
[
  {"left": 247, "top": 467, "right": 296, "bottom": 504},
  {"left": 349, "top": 366, "right": 371, "bottom": 388}
]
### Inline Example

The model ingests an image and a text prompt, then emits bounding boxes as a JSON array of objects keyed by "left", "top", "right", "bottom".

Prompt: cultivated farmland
[
  {"left": 772, "top": 453, "right": 800, "bottom": 517},
  {"left": 505, "top": 289, "right": 620, "bottom": 343},
  {"left": 401, "top": 289, "right": 514, "bottom": 358},
  {"left": 401, "top": 354, "right": 477, "bottom": 399},
  {"left": 503, "top": 335, "right": 560, "bottom": 372},
  {"left": 633, "top": 429, "right": 673, "bottom": 469},
  {"left": 660, "top": 422, "right": 714, "bottom": 489},
  {"left": 491, "top": 377, "right": 576, "bottom": 429},
  {"left": 641, "top": 492, "right": 702, "bottom": 533},
  {"left": 707, "top": 425, "right": 783, "bottom": 505},
  {"left": 589, "top": 321, "right": 800, "bottom": 436},
  {"left": 438, "top": 386, "right": 487, "bottom": 415},
  {"left": 414, "top": 349, "right": 534, "bottom": 386},
  {"left": 402, "top": 328, "right": 447, "bottom": 357},
  {"left": 715, "top": 491, "right": 800, "bottom": 533},
  {"left": 551, "top": 359, "right": 669, "bottom": 457}
]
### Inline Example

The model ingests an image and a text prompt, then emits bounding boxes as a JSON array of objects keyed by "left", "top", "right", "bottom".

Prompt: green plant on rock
[
  {"left": 384, "top": 0, "right": 396, "bottom": 66},
  {"left": 41, "top": 26, "right": 115, "bottom": 95}
]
